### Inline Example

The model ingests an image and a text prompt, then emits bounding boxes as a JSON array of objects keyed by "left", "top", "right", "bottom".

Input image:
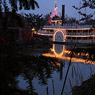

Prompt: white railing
[
  {"left": 67, "top": 32, "right": 95, "bottom": 35},
  {"left": 44, "top": 25, "right": 92, "bottom": 29},
  {"left": 39, "top": 31, "right": 54, "bottom": 34}
]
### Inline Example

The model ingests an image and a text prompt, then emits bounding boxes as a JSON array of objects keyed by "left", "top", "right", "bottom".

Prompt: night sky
[{"left": 18, "top": 0, "right": 94, "bottom": 20}]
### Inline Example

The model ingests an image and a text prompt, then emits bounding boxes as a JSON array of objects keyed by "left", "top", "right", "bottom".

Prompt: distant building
[{"left": 0, "top": 12, "right": 27, "bottom": 45}]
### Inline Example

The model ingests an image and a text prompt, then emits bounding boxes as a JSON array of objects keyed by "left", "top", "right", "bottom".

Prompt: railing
[
  {"left": 38, "top": 30, "right": 95, "bottom": 37},
  {"left": 67, "top": 32, "right": 95, "bottom": 35},
  {"left": 39, "top": 31, "right": 54, "bottom": 34},
  {"left": 44, "top": 25, "right": 92, "bottom": 29}
]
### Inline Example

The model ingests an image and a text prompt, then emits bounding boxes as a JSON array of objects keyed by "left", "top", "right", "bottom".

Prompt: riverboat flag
[{"left": 49, "top": 7, "right": 58, "bottom": 24}]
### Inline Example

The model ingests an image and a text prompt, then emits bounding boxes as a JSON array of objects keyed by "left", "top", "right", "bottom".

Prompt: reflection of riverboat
[{"left": 43, "top": 44, "right": 95, "bottom": 64}]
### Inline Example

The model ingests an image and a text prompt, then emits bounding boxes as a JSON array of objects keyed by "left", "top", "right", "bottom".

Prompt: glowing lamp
[{"left": 32, "top": 27, "right": 35, "bottom": 31}]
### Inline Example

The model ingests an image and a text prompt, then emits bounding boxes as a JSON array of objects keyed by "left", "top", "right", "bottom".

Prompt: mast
[
  {"left": 54, "top": 0, "right": 57, "bottom": 16},
  {"left": 48, "top": 0, "right": 58, "bottom": 24},
  {"left": 55, "top": 0, "right": 57, "bottom": 8}
]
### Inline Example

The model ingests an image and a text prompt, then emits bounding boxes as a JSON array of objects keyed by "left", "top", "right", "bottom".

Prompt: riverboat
[
  {"left": 38, "top": 19, "right": 95, "bottom": 44},
  {"left": 37, "top": 1, "right": 95, "bottom": 45}
]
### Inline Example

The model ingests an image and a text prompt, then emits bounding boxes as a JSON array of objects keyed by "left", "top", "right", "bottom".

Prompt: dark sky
[{"left": 18, "top": 0, "right": 94, "bottom": 20}]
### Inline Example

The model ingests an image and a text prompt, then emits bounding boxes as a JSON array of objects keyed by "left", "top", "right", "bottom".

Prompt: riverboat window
[
  {"left": 73, "top": 30, "right": 77, "bottom": 33},
  {"left": 83, "top": 30, "right": 88, "bottom": 33},
  {"left": 43, "top": 29, "right": 46, "bottom": 31},
  {"left": 78, "top": 30, "right": 80, "bottom": 32},
  {"left": 89, "top": 37, "right": 93, "bottom": 40},
  {"left": 44, "top": 30, "right": 50, "bottom": 32},
  {"left": 67, "top": 30, "right": 72, "bottom": 33},
  {"left": 72, "top": 37, "right": 76, "bottom": 40},
  {"left": 50, "top": 30, "right": 54, "bottom": 32},
  {"left": 67, "top": 37, "right": 71, "bottom": 39},
  {"left": 82, "top": 37, "right": 88, "bottom": 40},
  {"left": 77, "top": 30, "right": 82, "bottom": 33},
  {"left": 77, "top": 37, "right": 81, "bottom": 40},
  {"left": 89, "top": 29, "right": 93, "bottom": 32},
  {"left": 73, "top": 30, "right": 77, "bottom": 35}
]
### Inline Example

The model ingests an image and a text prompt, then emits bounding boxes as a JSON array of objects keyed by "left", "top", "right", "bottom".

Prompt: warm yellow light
[
  {"left": 52, "top": 44, "right": 64, "bottom": 57},
  {"left": 53, "top": 30, "right": 65, "bottom": 42},
  {"left": 52, "top": 30, "right": 66, "bottom": 57},
  {"left": 42, "top": 53, "right": 95, "bottom": 64},
  {"left": 37, "top": 33, "right": 53, "bottom": 36},
  {"left": 34, "top": 31, "right": 37, "bottom": 34},
  {"left": 50, "top": 48, "right": 54, "bottom": 52},
  {"left": 50, "top": 47, "right": 71, "bottom": 55},
  {"left": 86, "top": 53, "right": 89, "bottom": 56},
  {"left": 32, "top": 27, "right": 35, "bottom": 31},
  {"left": 64, "top": 50, "right": 71, "bottom": 54},
  {"left": 50, "top": 61, "right": 61, "bottom": 66}
]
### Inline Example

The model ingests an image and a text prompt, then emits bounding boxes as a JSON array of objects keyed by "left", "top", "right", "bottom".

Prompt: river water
[{"left": 17, "top": 44, "right": 95, "bottom": 95}]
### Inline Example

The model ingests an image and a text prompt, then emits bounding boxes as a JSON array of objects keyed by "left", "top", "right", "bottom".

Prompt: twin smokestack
[{"left": 62, "top": 5, "right": 65, "bottom": 25}]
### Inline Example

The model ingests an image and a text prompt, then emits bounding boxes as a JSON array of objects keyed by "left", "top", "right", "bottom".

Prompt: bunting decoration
[{"left": 48, "top": 0, "right": 58, "bottom": 24}]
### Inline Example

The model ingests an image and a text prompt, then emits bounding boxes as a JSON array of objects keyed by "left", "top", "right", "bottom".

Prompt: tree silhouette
[
  {"left": 0, "top": 0, "right": 39, "bottom": 44},
  {"left": 0, "top": 0, "right": 39, "bottom": 12},
  {"left": 0, "top": 45, "right": 63, "bottom": 95},
  {"left": 25, "top": 13, "right": 46, "bottom": 30},
  {"left": 73, "top": 0, "right": 95, "bottom": 21}
]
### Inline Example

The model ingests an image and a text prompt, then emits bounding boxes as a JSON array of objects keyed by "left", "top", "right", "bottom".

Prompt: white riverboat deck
[
  {"left": 37, "top": 23, "right": 95, "bottom": 44},
  {"left": 43, "top": 24, "right": 92, "bottom": 29}
]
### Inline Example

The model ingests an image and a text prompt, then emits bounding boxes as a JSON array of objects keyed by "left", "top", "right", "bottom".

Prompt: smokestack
[{"left": 62, "top": 5, "right": 65, "bottom": 25}]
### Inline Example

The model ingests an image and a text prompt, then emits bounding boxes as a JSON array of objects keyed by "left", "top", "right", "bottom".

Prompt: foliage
[
  {"left": 64, "top": 15, "right": 79, "bottom": 23},
  {"left": 73, "top": 0, "right": 95, "bottom": 21},
  {"left": 0, "top": 0, "right": 39, "bottom": 12},
  {"left": 0, "top": 0, "right": 39, "bottom": 44},
  {"left": 25, "top": 13, "right": 43, "bottom": 30},
  {"left": 72, "top": 74, "right": 95, "bottom": 95},
  {"left": 25, "top": 13, "right": 50, "bottom": 30},
  {"left": 0, "top": 12, "right": 25, "bottom": 43},
  {"left": 0, "top": 42, "right": 63, "bottom": 95},
  {"left": 83, "top": 19, "right": 95, "bottom": 25},
  {"left": 43, "top": 14, "right": 51, "bottom": 25}
]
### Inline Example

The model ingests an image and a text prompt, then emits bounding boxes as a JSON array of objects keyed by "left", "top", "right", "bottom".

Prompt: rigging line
[{"left": 79, "top": 0, "right": 82, "bottom": 20}]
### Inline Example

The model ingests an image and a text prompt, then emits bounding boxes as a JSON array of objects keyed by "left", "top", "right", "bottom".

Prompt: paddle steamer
[{"left": 38, "top": 1, "right": 95, "bottom": 44}]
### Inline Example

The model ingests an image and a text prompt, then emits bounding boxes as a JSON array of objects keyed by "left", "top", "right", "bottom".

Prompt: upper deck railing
[{"left": 43, "top": 24, "right": 92, "bottom": 29}]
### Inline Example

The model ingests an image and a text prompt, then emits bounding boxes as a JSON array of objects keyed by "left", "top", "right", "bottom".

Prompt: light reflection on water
[{"left": 18, "top": 44, "right": 95, "bottom": 95}]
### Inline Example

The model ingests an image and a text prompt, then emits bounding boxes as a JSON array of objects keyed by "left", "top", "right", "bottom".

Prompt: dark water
[
  {"left": 18, "top": 44, "right": 95, "bottom": 95},
  {"left": 1, "top": 44, "right": 95, "bottom": 95}
]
